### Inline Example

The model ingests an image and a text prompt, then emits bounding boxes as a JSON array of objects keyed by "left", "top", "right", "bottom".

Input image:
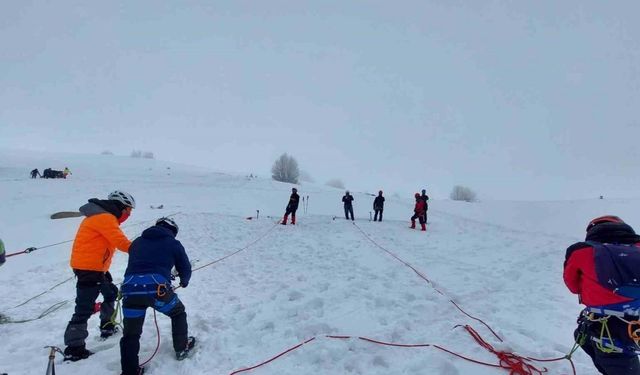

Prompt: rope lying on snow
[
  {"left": 2, "top": 301, "right": 69, "bottom": 324},
  {"left": 351, "top": 221, "right": 502, "bottom": 341},
  {"left": 229, "top": 325, "right": 574, "bottom": 375}
]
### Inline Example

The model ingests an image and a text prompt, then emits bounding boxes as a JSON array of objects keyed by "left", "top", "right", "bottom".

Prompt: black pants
[
  {"left": 120, "top": 288, "right": 188, "bottom": 375},
  {"left": 576, "top": 318, "right": 640, "bottom": 375},
  {"left": 344, "top": 206, "right": 354, "bottom": 221},
  {"left": 374, "top": 209, "right": 383, "bottom": 221},
  {"left": 64, "top": 270, "right": 118, "bottom": 348},
  {"left": 411, "top": 213, "right": 425, "bottom": 224},
  {"left": 423, "top": 211, "right": 428, "bottom": 224}
]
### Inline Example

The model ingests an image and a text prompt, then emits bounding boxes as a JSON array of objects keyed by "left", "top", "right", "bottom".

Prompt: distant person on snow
[
  {"left": 410, "top": 193, "right": 426, "bottom": 231},
  {"left": 0, "top": 239, "right": 5, "bottom": 324},
  {"left": 63, "top": 167, "right": 72, "bottom": 178},
  {"left": 373, "top": 191, "right": 385, "bottom": 222},
  {"left": 0, "top": 238, "right": 5, "bottom": 267},
  {"left": 120, "top": 217, "right": 194, "bottom": 375},
  {"left": 564, "top": 216, "right": 640, "bottom": 375},
  {"left": 30, "top": 168, "right": 40, "bottom": 179},
  {"left": 421, "top": 189, "right": 429, "bottom": 224},
  {"left": 342, "top": 191, "right": 354, "bottom": 221},
  {"left": 63, "top": 190, "right": 136, "bottom": 362},
  {"left": 281, "top": 187, "right": 300, "bottom": 225}
]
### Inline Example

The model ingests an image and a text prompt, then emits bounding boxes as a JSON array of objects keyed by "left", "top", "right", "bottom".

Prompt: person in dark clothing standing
[
  {"left": 410, "top": 193, "right": 426, "bottom": 231},
  {"left": 63, "top": 190, "right": 135, "bottom": 361},
  {"left": 281, "top": 187, "right": 300, "bottom": 225},
  {"left": 0, "top": 238, "right": 5, "bottom": 267},
  {"left": 120, "top": 217, "right": 194, "bottom": 375},
  {"left": 342, "top": 191, "right": 354, "bottom": 221},
  {"left": 421, "top": 189, "right": 429, "bottom": 224},
  {"left": 373, "top": 191, "right": 385, "bottom": 222},
  {"left": 564, "top": 216, "right": 640, "bottom": 375},
  {"left": 30, "top": 168, "right": 40, "bottom": 178}
]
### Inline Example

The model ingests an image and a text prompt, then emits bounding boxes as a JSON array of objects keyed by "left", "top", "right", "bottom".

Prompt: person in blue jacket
[{"left": 119, "top": 217, "right": 195, "bottom": 375}]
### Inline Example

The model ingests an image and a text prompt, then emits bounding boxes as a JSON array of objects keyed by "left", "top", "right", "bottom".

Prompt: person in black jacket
[
  {"left": 120, "top": 217, "right": 194, "bottom": 375},
  {"left": 281, "top": 188, "right": 300, "bottom": 225},
  {"left": 342, "top": 191, "right": 355, "bottom": 221},
  {"left": 421, "top": 189, "right": 429, "bottom": 224},
  {"left": 373, "top": 191, "right": 385, "bottom": 222}
]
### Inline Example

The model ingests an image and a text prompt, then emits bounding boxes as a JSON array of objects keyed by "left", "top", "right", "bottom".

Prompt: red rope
[
  {"left": 352, "top": 222, "right": 503, "bottom": 341},
  {"left": 229, "top": 337, "right": 316, "bottom": 375},
  {"left": 357, "top": 336, "right": 431, "bottom": 348},
  {"left": 459, "top": 325, "right": 548, "bottom": 375},
  {"left": 229, "top": 331, "right": 575, "bottom": 375},
  {"left": 140, "top": 309, "right": 161, "bottom": 367}
]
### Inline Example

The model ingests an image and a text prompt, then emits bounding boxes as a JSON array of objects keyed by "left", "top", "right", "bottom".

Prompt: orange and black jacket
[{"left": 70, "top": 199, "right": 131, "bottom": 272}]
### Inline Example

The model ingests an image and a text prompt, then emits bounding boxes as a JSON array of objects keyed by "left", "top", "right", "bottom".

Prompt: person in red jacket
[
  {"left": 410, "top": 193, "right": 426, "bottom": 231},
  {"left": 564, "top": 215, "right": 640, "bottom": 375}
]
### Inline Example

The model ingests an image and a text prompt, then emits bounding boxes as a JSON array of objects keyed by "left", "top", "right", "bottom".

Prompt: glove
[{"left": 179, "top": 279, "right": 189, "bottom": 288}]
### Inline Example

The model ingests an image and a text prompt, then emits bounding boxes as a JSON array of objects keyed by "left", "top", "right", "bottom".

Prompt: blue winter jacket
[{"left": 125, "top": 226, "right": 192, "bottom": 287}]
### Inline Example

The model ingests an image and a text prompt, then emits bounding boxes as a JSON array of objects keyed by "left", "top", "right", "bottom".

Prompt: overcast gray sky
[{"left": 1, "top": 1, "right": 639, "bottom": 200}]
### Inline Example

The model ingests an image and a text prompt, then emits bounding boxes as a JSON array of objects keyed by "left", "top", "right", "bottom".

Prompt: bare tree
[
  {"left": 271, "top": 153, "right": 300, "bottom": 184},
  {"left": 326, "top": 178, "right": 345, "bottom": 189},
  {"left": 450, "top": 185, "right": 477, "bottom": 202}
]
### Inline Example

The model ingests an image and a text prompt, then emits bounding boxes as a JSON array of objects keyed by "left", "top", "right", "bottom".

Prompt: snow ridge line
[
  {"left": 229, "top": 326, "right": 570, "bottom": 375},
  {"left": 350, "top": 221, "right": 502, "bottom": 341}
]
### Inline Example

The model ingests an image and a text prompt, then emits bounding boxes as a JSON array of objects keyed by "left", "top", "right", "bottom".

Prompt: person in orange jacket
[
  {"left": 410, "top": 193, "right": 427, "bottom": 231},
  {"left": 63, "top": 190, "right": 136, "bottom": 362}
]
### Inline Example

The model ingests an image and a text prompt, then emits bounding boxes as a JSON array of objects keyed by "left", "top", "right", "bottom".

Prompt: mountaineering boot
[
  {"left": 63, "top": 345, "right": 94, "bottom": 362},
  {"left": 176, "top": 336, "right": 196, "bottom": 361},
  {"left": 281, "top": 215, "right": 288, "bottom": 225},
  {"left": 100, "top": 325, "right": 119, "bottom": 340},
  {"left": 121, "top": 366, "right": 145, "bottom": 375},
  {"left": 410, "top": 220, "right": 416, "bottom": 229},
  {"left": 421, "top": 223, "right": 426, "bottom": 231}
]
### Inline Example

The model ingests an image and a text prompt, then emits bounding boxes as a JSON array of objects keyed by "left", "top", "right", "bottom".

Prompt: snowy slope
[{"left": 0, "top": 149, "right": 631, "bottom": 375}]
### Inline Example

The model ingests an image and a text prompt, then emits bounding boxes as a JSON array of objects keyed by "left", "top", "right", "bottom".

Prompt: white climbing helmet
[
  {"left": 108, "top": 190, "right": 136, "bottom": 209},
  {"left": 156, "top": 217, "right": 178, "bottom": 235}
]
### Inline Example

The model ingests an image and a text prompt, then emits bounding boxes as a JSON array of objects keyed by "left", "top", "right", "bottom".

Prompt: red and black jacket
[{"left": 564, "top": 222, "right": 640, "bottom": 307}]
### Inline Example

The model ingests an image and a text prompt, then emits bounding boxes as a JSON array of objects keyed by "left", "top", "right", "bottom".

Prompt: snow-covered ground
[{"left": 1, "top": 149, "right": 634, "bottom": 375}]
